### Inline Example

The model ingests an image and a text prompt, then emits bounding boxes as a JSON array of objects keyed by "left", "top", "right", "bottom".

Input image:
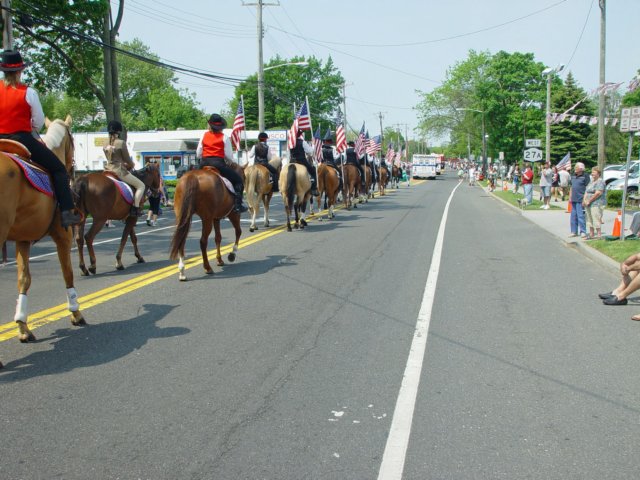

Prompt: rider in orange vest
[
  {"left": 196, "top": 113, "right": 248, "bottom": 213},
  {"left": 0, "top": 50, "right": 80, "bottom": 227}
]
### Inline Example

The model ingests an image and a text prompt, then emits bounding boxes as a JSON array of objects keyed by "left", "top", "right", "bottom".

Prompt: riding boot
[
  {"left": 271, "top": 173, "right": 279, "bottom": 192},
  {"left": 60, "top": 209, "right": 81, "bottom": 228},
  {"left": 310, "top": 176, "right": 319, "bottom": 197},
  {"left": 129, "top": 205, "right": 142, "bottom": 217},
  {"left": 234, "top": 188, "right": 248, "bottom": 213}
]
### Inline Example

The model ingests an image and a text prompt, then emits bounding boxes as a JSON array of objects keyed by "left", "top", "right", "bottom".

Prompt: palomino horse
[
  {"left": 279, "top": 163, "right": 311, "bottom": 231},
  {"left": 169, "top": 167, "right": 242, "bottom": 281},
  {"left": 72, "top": 164, "right": 161, "bottom": 275},
  {"left": 244, "top": 156, "right": 282, "bottom": 232},
  {"left": 342, "top": 163, "right": 361, "bottom": 211},
  {"left": 0, "top": 116, "right": 85, "bottom": 365},
  {"left": 316, "top": 164, "right": 340, "bottom": 220},
  {"left": 378, "top": 165, "right": 389, "bottom": 196}
]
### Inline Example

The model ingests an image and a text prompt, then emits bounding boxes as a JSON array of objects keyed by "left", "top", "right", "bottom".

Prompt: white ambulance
[{"left": 411, "top": 154, "right": 438, "bottom": 179}]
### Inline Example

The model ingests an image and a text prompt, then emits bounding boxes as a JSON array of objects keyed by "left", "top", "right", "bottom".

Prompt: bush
[
  {"left": 607, "top": 190, "right": 622, "bottom": 208},
  {"left": 164, "top": 180, "right": 177, "bottom": 188}
]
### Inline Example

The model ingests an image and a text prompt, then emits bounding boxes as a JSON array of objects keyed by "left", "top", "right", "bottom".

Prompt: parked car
[
  {"left": 603, "top": 161, "right": 640, "bottom": 185},
  {"left": 606, "top": 170, "right": 640, "bottom": 194}
]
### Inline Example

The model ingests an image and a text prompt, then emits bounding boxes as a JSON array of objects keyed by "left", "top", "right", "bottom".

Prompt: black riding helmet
[
  {"left": 258, "top": 132, "right": 268, "bottom": 141},
  {"left": 107, "top": 120, "right": 123, "bottom": 134}
]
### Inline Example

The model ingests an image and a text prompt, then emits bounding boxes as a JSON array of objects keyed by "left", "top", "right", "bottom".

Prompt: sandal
[{"left": 631, "top": 314, "right": 640, "bottom": 322}]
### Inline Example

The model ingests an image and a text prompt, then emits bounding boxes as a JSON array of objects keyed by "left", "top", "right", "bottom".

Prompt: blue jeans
[
  {"left": 570, "top": 201, "right": 586, "bottom": 235},
  {"left": 523, "top": 183, "right": 533, "bottom": 204}
]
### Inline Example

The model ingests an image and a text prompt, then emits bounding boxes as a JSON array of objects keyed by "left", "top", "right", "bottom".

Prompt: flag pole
[
  {"left": 241, "top": 95, "right": 249, "bottom": 153},
  {"left": 305, "top": 96, "right": 318, "bottom": 199}
]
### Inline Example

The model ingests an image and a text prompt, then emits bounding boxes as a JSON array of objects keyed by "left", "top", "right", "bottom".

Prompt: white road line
[{"left": 377, "top": 181, "right": 461, "bottom": 480}]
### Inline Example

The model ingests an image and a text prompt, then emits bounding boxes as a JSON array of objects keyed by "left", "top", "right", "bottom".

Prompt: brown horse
[
  {"left": 342, "top": 163, "right": 361, "bottom": 210},
  {"left": 0, "top": 116, "right": 85, "bottom": 363},
  {"left": 378, "top": 165, "right": 389, "bottom": 196},
  {"left": 244, "top": 156, "right": 282, "bottom": 232},
  {"left": 169, "top": 167, "right": 242, "bottom": 281},
  {"left": 279, "top": 163, "right": 311, "bottom": 231},
  {"left": 316, "top": 164, "right": 340, "bottom": 220},
  {"left": 391, "top": 165, "right": 403, "bottom": 189},
  {"left": 362, "top": 164, "right": 374, "bottom": 201},
  {"left": 72, "top": 164, "right": 161, "bottom": 275}
]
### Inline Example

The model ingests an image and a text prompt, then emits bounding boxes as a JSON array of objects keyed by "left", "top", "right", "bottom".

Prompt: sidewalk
[{"left": 485, "top": 180, "right": 631, "bottom": 274}]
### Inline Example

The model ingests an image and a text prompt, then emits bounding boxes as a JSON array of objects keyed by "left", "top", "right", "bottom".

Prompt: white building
[{"left": 73, "top": 129, "right": 289, "bottom": 179}]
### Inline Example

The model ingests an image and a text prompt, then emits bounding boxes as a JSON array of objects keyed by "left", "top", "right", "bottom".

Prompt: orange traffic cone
[
  {"left": 503, "top": 182, "right": 508, "bottom": 191},
  {"left": 566, "top": 201, "right": 572, "bottom": 213},
  {"left": 612, "top": 210, "right": 622, "bottom": 237}
]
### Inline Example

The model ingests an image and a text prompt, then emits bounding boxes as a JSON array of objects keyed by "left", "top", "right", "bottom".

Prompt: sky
[{"left": 114, "top": 0, "right": 640, "bottom": 144}]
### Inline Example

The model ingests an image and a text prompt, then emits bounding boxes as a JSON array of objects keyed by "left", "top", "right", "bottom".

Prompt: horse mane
[{"left": 42, "top": 120, "right": 67, "bottom": 150}]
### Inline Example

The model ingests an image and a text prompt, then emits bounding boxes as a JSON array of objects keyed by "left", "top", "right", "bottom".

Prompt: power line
[{"left": 563, "top": 0, "right": 595, "bottom": 71}]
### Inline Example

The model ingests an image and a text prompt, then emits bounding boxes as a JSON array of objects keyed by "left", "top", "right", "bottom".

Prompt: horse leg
[
  {"left": 213, "top": 218, "right": 224, "bottom": 267},
  {"left": 263, "top": 195, "right": 270, "bottom": 228},
  {"left": 84, "top": 218, "right": 106, "bottom": 275},
  {"left": 249, "top": 200, "right": 258, "bottom": 232},
  {"left": 227, "top": 212, "right": 241, "bottom": 263},
  {"left": 200, "top": 218, "right": 215, "bottom": 273},
  {"left": 49, "top": 224, "right": 85, "bottom": 326},
  {"left": 115, "top": 218, "right": 136, "bottom": 271},
  {"left": 129, "top": 224, "right": 145, "bottom": 264},
  {"left": 285, "top": 203, "right": 292, "bottom": 232},
  {"left": 74, "top": 221, "right": 90, "bottom": 276},
  {"left": 14, "top": 241, "right": 36, "bottom": 342}
]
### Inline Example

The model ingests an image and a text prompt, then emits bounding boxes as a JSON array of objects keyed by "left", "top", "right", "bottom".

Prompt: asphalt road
[{"left": 1, "top": 173, "right": 638, "bottom": 480}]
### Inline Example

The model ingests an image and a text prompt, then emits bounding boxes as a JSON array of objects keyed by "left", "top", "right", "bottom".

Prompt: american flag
[
  {"left": 363, "top": 131, "right": 370, "bottom": 155},
  {"left": 385, "top": 142, "right": 394, "bottom": 162},
  {"left": 313, "top": 126, "right": 322, "bottom": 163},
  {"left": 556, "top": 152, "right": 571, "bottom": 171},
  {"left": 336, "top": 118, "right": 347, "bottom": 153},
  {"left": 367, "top": 135, "right": 381, "bottom": 155},
  {"left": 287, "top": 100, "right": 311, "bottom": 149},
  {"left": 354, "top": 123, "right": 366, "bottom": 157},
  {"left": 230, "top": 98, "right": 245, "bottom": 151}
]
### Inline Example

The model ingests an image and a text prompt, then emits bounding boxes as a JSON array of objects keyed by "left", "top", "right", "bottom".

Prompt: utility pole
[
  {"left": 243, "top": 1, "right": 279, "bottom": 132},
  {"left": 597, "top": 0, "right": 607, "bottom": 171},
  {"left": 377, "top": 112, "right": 385, "bottom": 145},
  {"left": 342, "top": 83, "right": 348, "bottom": 140},
  {"left": 2, "top": 0, "right": 13, "bottom": 49}
]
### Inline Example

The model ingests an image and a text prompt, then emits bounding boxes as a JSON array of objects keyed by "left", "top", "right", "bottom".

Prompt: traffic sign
[
  {"left": 525, "top": 139, "right": 541, "bottom": 147},
  {"left": 620, "top": 107, "right": 640, "bottom": 133},
  {"left": 524, "top": 148, "right": 543, "bottom": 162}
]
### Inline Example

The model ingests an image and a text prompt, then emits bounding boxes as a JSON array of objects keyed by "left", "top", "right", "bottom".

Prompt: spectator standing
[
  {"left": 539, "top": 161, "right": 553, "bottom": 209},
  {"left": 568, "top": 162, "right": 589, "bottom": 238},
  {"left": 468, "top": 165, "right": 476, "bottom": 186},
  {"left": 522, "top": 163, "right": 534, "bottom": 205},
  {"left": 512, "top": 165, "right": 521, "bottom": 193},
  {"left": 583, "top": 167, "right": 606, "bottom": 239},
  {"left": 558, "top": 168, "right": 571, "bottom": 201},
  {"left": 551, "top": 166, "right": 560, "bottom": 201}
]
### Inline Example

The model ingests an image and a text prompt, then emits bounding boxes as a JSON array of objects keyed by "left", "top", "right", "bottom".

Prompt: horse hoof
[
  {"left": 19, "top": 332, "right": 36, "bottom": 343},
  {"left": 228, "top": 252, "right": 236, "bottom": 263},
  {"left": 0, "top": 360, "right": 3, "bottom": 369},
  {"left": 300, "top": 219, "right": 307, "bottom": 227},
  {"left": 179, "top": 276, "right": 188, "bottom": 282},
  {"left": 137, "top": 257, "right": 145, "bottom": 264},
  {"left": 116, "top": 265, "right": 125, "bottom": 271},
  {"left": 294, "top": 224, "right": 299, "bottom": 230},
  {"left": 216, "top": 260, "right": 225, "bottom": 267},
  {"left": 205, "top": 269, "right": 214, "bottom": 275},
  {"left": 88, "top": 266, "right": 96, "bottom": 275},
  {"left": 287, "top": 225, "right": 292, "bottom": 232},
  {"left": 249, "top": 227, "right": 255, "bottom": 232},
  {"left": 80, "top": 269, "right": 89, "bottom": 277},
  {"left": 72, "top": 316, "right": 87, "bottom": 326}
]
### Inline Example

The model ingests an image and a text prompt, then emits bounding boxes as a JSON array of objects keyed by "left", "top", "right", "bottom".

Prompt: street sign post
[{"left": 619, "top": 107, "right": 640, "bottom": 241}]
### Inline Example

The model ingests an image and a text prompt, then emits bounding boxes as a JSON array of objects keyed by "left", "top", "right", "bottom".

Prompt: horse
[
  {"left": 315, "top": 164, "right": 340, "bottom": 220},
  {"left": 391, "top": 165, "right": 403, "bottom": 189},
  {"left": 362, "top": 164, "right": 374, "bottom": 201},
  {"left": 0, "top": 116, "right": 85, "bottom": 364},
  {"left": 244, "top": 156, "right": 282, "bottom": 232},
  {"left": 279, "top": 163, "right": 311, "bottom": 231},
  {"left": 72, "top": 164, "right": 161, "bottom": 275},
  {"left": 378, "top": 166, "right": 389, "bottom": 196},
  {"left": 169, "top": 167, "right": 242, "bottom": 281},
  {"left": 342, "top": 163, "right": 361, "bottom": 210}
]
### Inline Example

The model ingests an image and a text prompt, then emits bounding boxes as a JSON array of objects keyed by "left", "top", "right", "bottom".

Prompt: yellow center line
[{"left": 0, "top": 182, "right": 420, "bottom": 342}]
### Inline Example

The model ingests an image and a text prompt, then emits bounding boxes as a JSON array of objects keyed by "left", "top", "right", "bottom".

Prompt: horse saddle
[
  {"left": 104, "top": 172, "right": 135, "bottom": 205},
  {"left": 1, "top": 141, "right": 55, "bottom": 198},
  {"left": 202, "top": 166, "right": 236, "bottom": 194}
]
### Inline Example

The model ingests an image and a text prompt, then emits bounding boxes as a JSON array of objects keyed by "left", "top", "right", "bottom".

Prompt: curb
[{"left": 483, "top": 185, "right": 620, "bottom": 275}]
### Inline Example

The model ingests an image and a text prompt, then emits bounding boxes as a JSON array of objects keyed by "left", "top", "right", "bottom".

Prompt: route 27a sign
[{"left": 523, "top": 147, "right": 543, "bottom": 162}]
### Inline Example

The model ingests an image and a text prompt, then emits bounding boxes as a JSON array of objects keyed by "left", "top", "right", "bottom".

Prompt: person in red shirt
[
  {"left": 521, "top": 163, "right": 534, "bottom": 205},
  {"left": 196, "top": 113, "right": 248, "bottom": 213},
  {"left": 0, "top": 50, "right": 80, "bottom": 227}
]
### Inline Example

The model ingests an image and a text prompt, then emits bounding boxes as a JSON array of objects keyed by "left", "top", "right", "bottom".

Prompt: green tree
[
  {"left": 230, "top": 55, "right": 344, "bottom": 130},
  {"left": 146, "top": 87, "right": 207, "bottom": 130}
]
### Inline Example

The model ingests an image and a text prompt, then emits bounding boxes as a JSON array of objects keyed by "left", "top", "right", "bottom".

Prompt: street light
[
  {"left": 258, "top": 61, "right": 309, "bottom": 131},
  {"left": 456, "top": 107, "right": 486, "bottom": 175},
  {"left": 542, "top": 64, "right": 564, "bottom": 164}
]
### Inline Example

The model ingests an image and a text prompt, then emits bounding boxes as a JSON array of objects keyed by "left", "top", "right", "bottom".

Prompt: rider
[
  {"left": 248, "top": 132, "right": 278, "bottom": 192},
  {"left": 103, "top": 120, "right": 146, "bottom": 217},
  {"left": 344, "top": 141, "right": 366, "bottom": 189},
  {"left": 0, "top": 50, "right": 81, "bottom": 228},
  {"left": 320, "top": 129, "right": 342, "bottom": 190},
  {"left": 197, "top": 113, "right": 248, "bottom": 213},
  {"left": 289, "top": 129, "right": 318, "bottom": 196}
]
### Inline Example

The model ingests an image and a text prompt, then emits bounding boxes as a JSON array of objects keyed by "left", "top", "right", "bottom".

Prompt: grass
[
  {"left": 587, "top": 237, "right": 640, "bottom": 263},
  {"left": 492, "top": 189, "right": 563, "bottom": 210}
]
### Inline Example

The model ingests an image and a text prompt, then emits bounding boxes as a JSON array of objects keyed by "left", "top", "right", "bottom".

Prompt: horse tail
[
  {"left": 246, "top": 166, "right": 258, "bottom": 208},
  {"left": 169, "top": 174, "right": 198, "bottom": 260},
  {"left": 72, "top": 176, "right": 89, "bottom": 213},
  {"left": 286, "top": 163, "right": 296, "bottom": 207}
]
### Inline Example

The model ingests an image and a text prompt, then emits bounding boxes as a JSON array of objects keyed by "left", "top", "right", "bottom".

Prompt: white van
[{"left": 411, "top": 154, "right": 438, "bottom": 179}]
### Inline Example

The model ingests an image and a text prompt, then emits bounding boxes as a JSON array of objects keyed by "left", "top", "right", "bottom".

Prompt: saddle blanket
[
  {"left": 106, "top": 175, "right": 134, "bottom": 205},
  {"left": 5, "top": 153, "right": 54, "bottom": 197},
  {"left": 202, "top": 166, "right": 235, "bottom": 194}
]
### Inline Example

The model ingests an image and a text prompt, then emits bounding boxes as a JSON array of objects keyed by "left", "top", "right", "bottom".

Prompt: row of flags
[
  {"left": 229, "top": 97, "right": 405, "bottom": 164},
  {"left": 549, "top": 112, "right": 621, "bottom": 126}
]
